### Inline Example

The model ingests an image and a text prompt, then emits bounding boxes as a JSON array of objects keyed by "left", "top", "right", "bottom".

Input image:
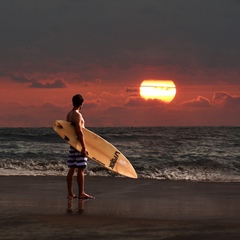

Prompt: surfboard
[{"left": 53, "top": 120, "right": 137, "bottom": 179}]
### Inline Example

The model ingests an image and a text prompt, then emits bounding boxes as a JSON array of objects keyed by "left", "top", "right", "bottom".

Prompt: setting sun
[{"left": 140, "top": 80, "right": 176, "bottom": 103}]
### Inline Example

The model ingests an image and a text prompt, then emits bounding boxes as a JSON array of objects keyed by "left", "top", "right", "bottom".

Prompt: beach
[{"left": 1, "top": 176, "right": 240, "bottom": 239}]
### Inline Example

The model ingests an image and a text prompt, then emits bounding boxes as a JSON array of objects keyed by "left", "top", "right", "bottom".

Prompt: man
[{"left": 66, "top": 94, "right": 94, "bottom": 200}]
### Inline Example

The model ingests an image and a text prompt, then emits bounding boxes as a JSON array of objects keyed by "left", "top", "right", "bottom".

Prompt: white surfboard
[{"left": 53, "top": 120, "right": 137, "bottom": 179}]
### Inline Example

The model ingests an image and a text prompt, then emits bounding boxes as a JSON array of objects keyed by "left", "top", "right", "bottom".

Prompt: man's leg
[
  {"left": 77, "top": 168, "right": 94, "bottom": 199},
  {"left": 77, "top": 167, "right": 85, "bottom": 196},
  {"left": 67, "top": 167, "right": 76, "bottom": 199}
]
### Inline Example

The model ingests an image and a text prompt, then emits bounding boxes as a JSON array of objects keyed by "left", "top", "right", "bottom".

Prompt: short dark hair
[{"left": 72, "top": 94, "right": 84, "bottom": 107}]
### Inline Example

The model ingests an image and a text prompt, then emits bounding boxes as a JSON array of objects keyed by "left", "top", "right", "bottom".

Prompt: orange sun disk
[{"left": 140, "top": 80, "right": 176, "bottom": 103}]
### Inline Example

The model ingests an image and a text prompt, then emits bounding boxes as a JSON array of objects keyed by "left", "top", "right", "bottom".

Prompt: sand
[{"left": 1, "top": 176, "right": 240, "bottom": 240}]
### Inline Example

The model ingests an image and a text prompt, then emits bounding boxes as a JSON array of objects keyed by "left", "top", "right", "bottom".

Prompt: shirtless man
[{"left": 66, "top": 94, "right": 94, "bottom": 200}]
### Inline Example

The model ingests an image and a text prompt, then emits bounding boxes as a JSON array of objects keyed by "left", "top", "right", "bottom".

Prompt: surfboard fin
[
  {"left": 64, "top": 135, "right": 70, "bottom": 141},
  {"left": 56, "top": 122, "right": 63, "bottom": 129}
]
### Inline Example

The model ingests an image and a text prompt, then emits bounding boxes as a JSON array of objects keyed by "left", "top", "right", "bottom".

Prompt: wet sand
[{"left": 1, "top": 176, "right": 240, "bottom": 239}]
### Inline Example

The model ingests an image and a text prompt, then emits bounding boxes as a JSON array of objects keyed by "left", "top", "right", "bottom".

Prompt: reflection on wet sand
[{"left": 66, "top": 199, "right": 86, "bottom": 214}]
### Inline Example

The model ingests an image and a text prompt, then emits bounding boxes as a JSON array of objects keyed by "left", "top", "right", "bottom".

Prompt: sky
[{"left": 1, "top": 0, "right": 240, "bottom": 127}]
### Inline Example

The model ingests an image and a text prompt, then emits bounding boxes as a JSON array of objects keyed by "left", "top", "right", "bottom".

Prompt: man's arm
[{"left": 74, "top": 113, "right": 88, "bottom": 156}]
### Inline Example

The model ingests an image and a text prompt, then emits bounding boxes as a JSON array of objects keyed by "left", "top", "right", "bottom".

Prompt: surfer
[{"left": 66, "top": 94, "right": 94, "bottom": 200}]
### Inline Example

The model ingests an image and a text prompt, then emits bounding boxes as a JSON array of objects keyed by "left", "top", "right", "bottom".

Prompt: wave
[
  {"left": 1, "top": 126, "right": 240, "bottom": 182},
  {"left": 1, "top": 159, "right": 240, "bottom": 182}
]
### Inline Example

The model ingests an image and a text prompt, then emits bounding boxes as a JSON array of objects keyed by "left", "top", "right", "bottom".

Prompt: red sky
[{"left": 1, "top": 0, "right": 240, "bottom": 127}]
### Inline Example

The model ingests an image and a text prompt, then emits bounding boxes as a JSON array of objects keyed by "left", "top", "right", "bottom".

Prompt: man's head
[{"left": 72, "top": 94, "right": 84, "bottom": 107}]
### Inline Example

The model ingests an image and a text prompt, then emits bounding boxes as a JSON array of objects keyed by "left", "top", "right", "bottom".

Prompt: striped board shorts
[{"left": 68, "top": 146, "right": 88, "bottom": 168}]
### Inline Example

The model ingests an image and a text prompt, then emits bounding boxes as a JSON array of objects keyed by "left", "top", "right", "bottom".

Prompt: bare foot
[
  {"left": 67, "top": 194, "right": 77, "bottom": 200},
  {"left": 78, "top": 193, "right": 95, "bottom": 199}
]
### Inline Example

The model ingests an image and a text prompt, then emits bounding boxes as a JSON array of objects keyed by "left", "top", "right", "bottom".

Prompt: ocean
[{"left": 0, "top": 126, "right": 240, "bottom": 181}]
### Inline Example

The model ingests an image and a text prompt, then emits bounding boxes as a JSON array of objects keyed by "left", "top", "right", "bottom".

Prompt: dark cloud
[
  {"left": 125, "top": 97, "right": 166, "bottom": 107},
  {"left": 125, "top": 87, "right": 139, "bottom": 93},
  {"left": 212, "top": 92, "right": 240, "bottom": 108},
  {"left": 11, "top": 75, "right": 32, "bottom": 83},
  {"left": 0, "top": 0, "right": 240, "bottom": 85},
  {"left": 29, "top": 79, "right": 67, "bottom": 88},
  {"left": 84, "top": 99, "right": 102, "bottom": 110},
  {"left": 182, "top": 96, "right": 212, "bottom": 108},
  {"left": 181, "top": 92, "right": 240, "bottom": 109}
]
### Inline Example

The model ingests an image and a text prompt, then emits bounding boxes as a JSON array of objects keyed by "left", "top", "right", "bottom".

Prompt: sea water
[{"left": 0, "top": 127, "right": 240, "bottom": 181}]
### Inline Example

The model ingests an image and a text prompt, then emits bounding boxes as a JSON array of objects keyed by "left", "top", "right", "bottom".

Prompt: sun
[{"left": 140, "top": 80, "right": 176, "bottom": 103}]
